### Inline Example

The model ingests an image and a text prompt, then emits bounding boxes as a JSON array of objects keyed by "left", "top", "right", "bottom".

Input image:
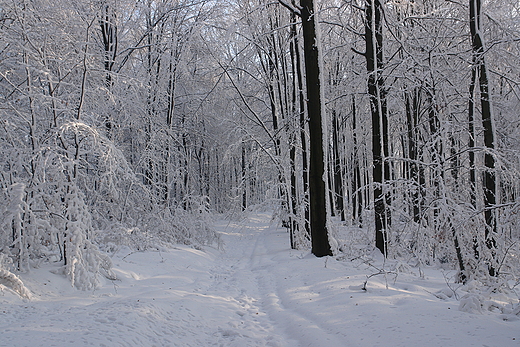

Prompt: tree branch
[
  {"left": 278, "top": 0, "right": 301, "bottom": 17},
  {"left": 351, "top": 47, "right": 366, "bottom": 57}
]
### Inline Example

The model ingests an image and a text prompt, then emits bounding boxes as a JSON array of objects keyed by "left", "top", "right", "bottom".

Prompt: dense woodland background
[{"left": 1, "top": 0, "right": 519, "bottom": 290}]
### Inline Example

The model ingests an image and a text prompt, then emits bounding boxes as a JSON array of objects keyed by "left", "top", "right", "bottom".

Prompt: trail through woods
[{"left": 1, "top": 212, "right": 519, "bottom": 346}]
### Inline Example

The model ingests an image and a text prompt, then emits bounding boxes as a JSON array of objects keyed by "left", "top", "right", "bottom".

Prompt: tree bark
[
  {"left": 100, "top": 3, "right": 117, "bottom": 134},
  {"left": 300, "top": 0, "right": 332, "bottom": 257},
  {"left": 332, "top": 109, "right": 345, "bottom": 221},
  {"left": 469, "top": 0, "right": 497, "bottom": 276},
  {"left": 365, "top": 0, "right": 390, "bottom": 255},
  {"left": 351, "top": 95, "right": 364, "bottom": 224}
]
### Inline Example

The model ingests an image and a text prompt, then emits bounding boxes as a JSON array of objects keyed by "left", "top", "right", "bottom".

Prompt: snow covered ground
[{"left": 1, "top": 212, "right": 519, "bottom": 347}]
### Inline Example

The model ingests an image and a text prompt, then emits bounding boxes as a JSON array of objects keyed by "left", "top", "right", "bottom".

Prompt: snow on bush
[
  {"left": 0, "top": 118, "right": 222, "bottom": 292},
  {"left": 0, "top": 254, "right": 30, "bottom": 299},
  {"left": 0, "top": 268, "right": 31, "bottom": 299},
  {"left": 97, "top": 195, "right": 221, "bottom": 253},
  {"left": 1, "top": 183, "right": 27, "bottom": 271},
  {"left": 457, "top": 279, "right": 520, "bottom": 320},
  {"left": 45, "top": 183, "right": 115, "bottom": 290}
]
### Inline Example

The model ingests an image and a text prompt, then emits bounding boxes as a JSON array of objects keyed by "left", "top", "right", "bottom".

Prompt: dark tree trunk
[
  {"left": 468, "top": 68, "right": 477, "bottom": 208},
  {"left": 427, "top": 87, "right": 441, "bottom": 205},
  {"left": 365, "top": 0, "right": 390, "bottom": 255},
  {"left": 469, "top": 0, "right": 497, "bottom": 276},
  {"left": 332, "top": 110, "right": 345, "bottom": 221},
  {"left": 100, "top": 5, "right": 117, "bottom": 87},
  {"left": 351, "top": 95, "right": 363, "bottom": 224},
  {"left": 468, "top": 63, "right": 480, "bottom": 262},
  {"left": 289, "top": 132, "right": 298, "bottom": 248},
  {"left": 242, "top": 145, "right": 247, "bottom": 211},
  {"left": 100, "top": 3, "right": 117, "bottom": 133},
  {"left": 300, "top": 0, "right": 332, "bottom": 257}
]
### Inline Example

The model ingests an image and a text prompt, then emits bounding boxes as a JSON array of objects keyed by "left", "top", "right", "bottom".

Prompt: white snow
[{"left": 1, "top": 212, "right": 518, "bottom": 347}]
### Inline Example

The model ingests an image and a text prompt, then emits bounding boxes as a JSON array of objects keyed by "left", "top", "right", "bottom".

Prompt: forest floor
[{"left": 1, "top": 212, "right": 519, "bottom": 346}]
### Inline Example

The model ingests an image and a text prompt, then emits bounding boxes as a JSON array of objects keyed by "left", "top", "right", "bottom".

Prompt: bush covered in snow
[{"left": 0, "top": 120, "right": 220, "bottom": 292}]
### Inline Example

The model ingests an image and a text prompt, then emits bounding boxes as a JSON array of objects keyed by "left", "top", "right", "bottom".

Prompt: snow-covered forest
[{"left": 1, "top": 0, "right": 520, "bottom": 343}]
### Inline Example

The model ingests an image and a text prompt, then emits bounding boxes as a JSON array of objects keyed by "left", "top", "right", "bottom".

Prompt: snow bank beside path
[{"left": 0, "top": 212, "right": 518, "bottom": 347}]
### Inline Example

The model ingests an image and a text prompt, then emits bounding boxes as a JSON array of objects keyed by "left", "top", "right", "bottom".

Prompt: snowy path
[
  {"left": 219, "top": 214, "right": 347, "bottom": 346},
  {"left": 207, "top": 214, "right": 346, "bottom": 346},
  {"left": 1, "top": 212, "right": 519, "bottom": 346}
]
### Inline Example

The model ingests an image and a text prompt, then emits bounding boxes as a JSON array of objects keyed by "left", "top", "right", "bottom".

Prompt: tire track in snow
[
  {"left": 244, "top": 215, "right": 347, "bottom": 347},
  {"left": 207, "top": 217, "right": 294, "bottom": 346}
]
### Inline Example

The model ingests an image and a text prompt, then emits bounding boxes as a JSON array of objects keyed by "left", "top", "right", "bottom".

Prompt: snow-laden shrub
[
  {"left": 97, "top": 196, "right": 221, "bottom": 252},
  {"left": 0, "top": 178, "right": 112, "bottom": 293},
  {"left": 0, "top": 254, "right": 30, "bottom": 299},
  {"left": 0, "top": 123, "right": 119, "bottom": 290},
  {"left": 0, "top": 117, "right": 221, "bottom": 291},
  {"left": 0, "top": 269, "right": 31, "bottom": 299},
  {"left": 459, "top": 293, "right": 484, "bottom": 314},
  {"left": 0, "top": 183, "right": 27, "bottom": 271},
  {"left": 48, "top": 183, "right": 114, "bottom": 290},
  {"left": 457, "top": 279, "right": 520, "bottom": 319}
]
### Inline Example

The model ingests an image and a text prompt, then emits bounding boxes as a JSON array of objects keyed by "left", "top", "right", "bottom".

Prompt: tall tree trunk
[
  {"left": 427, "top": 86, "right": 442, "bottom": 242},
  {"left": 469, "top": 0, "right": 497, "bottom": 276},
  {"left": 351, "top": 95, "right": 363, "bottom": 224},
  {"left": 242, "top": 145, "right": 247, "bottom": 211},
  {"left": 289, "top": 14, "right": 300, "bottom": 248},
  {"left": 365, "top": 0, "right": 390, "bottom": 255},
  {"left": 100, "top": 3, "right": 117, "bottom": 134},
  {"left": 291, "top": 4, "right": 311, "bottom": 240},
  {"left": 300, "top": 0, "right": 332, "bottom": 257},
  {"left": 289, "top": 132, "right": 298, "bottom": 248},
  {"left": 332, "top": 110, "right": 345, "bottom": 221}
]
